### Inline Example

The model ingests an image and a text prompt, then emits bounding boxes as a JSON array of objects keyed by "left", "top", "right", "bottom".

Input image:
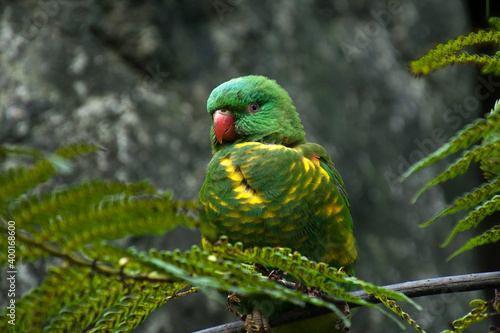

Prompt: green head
[{"left": 206, "top": 75, "right": 306, "bottom": 152}]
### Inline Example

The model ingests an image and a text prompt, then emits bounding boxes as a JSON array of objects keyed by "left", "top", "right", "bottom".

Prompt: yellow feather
[
  {"left": 302, "top": 174, "right": 314, "bottom": 188},
  {"left": 332, "top": 204, "right": 342, "bottom": 214},
  {"left": 325, "top": 205, "right": 333, "bottom": 217},
  {"left": 320, "top": 168, "right": 330, "bottom": 181},
  {"left": 288, "top": 184, "right": 300, "bottom": 194},
  {"left": 282, "top": 195, "right": 296, "bottom": 204},
  {"left": 228, "top": 172, "right": 243, "bottom": 182},
  {"left": 262, "top": 210, "right": 276, "bottom": 219},
  {"left": 302, "top": 157, "right": 311, "bottom": 172},
  {"left": 220, "top": 157, "right": 232, "bottom": 167},
  {"left": 246, "top": 195, "right": 264, "bottom": 204}
]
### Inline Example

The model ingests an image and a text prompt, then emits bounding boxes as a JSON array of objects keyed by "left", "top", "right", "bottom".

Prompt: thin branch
[
  {"left": 193, "top": 271, "right": 500, "bottom": 333},
  {"left": 0, "top": 220, "right": 174, "bottom": 283}
]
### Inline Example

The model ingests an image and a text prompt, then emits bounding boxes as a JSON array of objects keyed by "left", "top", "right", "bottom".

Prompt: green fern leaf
[
  {"left": 89, "top": 282, "right": 190, "bottom": 332},
  {"left": 207, "top": 240, "right": 418, "bottom": 309},
  {"left": 0, "top": 145, "right": 44, "bottom": 160},
  {"left": 214, "top": 241, "right": 420, "bottom": 330},
  {"left": 441, "top": 299, "right": 490, "bottom": 333},
  {"left": 10, "top": 180, "right": 155, "bottom": 230},
  {"left": 56, "top": 196, "right": 198, "bottom": 253},
  {"left": 83, "top": 243, "right": 173, "bottom": 279},
  {"left": 410, "top": 29, "right": 500, "bottom": 76},
  {"left": 442, "top": 194, "right": 500, "bottom": 247},
  {"left": 0, "top": 160, "right": 56, "bottom": 207},
  {"left": 145, "top": 241, "right": 421, "bottom": 329},
  {"left": 400, "top": 103, "right": 500, "bottom": 183},
  {"left": 54, "top": 143, "right": 102, "bottom": 159},
  {"left": 11, "top": 194, "right": 198, "bottom": 263},
  {"left": 88, "top": 286, "right": 146, "bottom": 332},
  {"left": 480, "top": 105, "right": 500, "bottom": 180},
  {"left": 447, "top": 225, "right": 500, "bottom": 260},
  {"left": 147, "top": 245, "right": 355, "bottom": 327},
  {"left": 59, "top": 281, "right": 186, "bottom": 333},
  {"left": 42, "top": 280, "right": 125, "bottom": 333},
  {"left": 376, "top": 295, "right": 426, "bottom": 333},
  {"left": 411, "top": 140, "right": 500, "bottom": 203},
  {"left": 0, "top": 143, "right": 100, "bottom": 208},
  {"left": 0, "top": 266, "right": 104, "bottom": 332},
  {"left": 421, "top": 176, "right": 500, "bottom": 227},
  {"left": 490, "top": 17, "right": 500, "bottom": 31}
]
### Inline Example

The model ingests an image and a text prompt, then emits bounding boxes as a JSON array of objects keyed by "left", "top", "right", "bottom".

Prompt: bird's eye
[{"left": 248, "top": 103, "right": 260, "bottom": 113}]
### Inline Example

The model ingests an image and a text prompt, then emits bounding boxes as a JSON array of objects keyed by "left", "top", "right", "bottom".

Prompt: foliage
[
  {"left": 410, "top": 17, "right": 500, "bottom": 76},
  {"left": 0, "top": 144, "right": 418, "bottom": 332},
  {"left": 402, "top": 17, "right": 500, "bottom": 260},
  {"left": 441, "top": 296, "right": 500, "bottom": 333},
  {"left": 402, "top": 15, "right": 500, "bottom": 333}
]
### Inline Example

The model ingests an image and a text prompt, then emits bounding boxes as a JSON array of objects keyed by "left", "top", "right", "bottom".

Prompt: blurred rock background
[{"left": 1, "top": 0, "right": 499, "bottom": 332}]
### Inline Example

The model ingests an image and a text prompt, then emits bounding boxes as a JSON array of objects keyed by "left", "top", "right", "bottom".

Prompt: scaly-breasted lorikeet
[{"left": 199, "top": 75, "right": 357, "bottom": 332}]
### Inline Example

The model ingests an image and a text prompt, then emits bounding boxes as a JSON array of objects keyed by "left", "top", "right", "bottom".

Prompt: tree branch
[
  {"left": 0, "top": 220, "right": 175, "bottom": 283},
  {"left": 192, "top": 271, "right": 500, "bottom": 333}
]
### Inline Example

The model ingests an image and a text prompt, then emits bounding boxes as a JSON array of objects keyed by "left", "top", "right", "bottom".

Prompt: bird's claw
[{"left": 244, "top": 308, "right": 271, "bottom": 333}]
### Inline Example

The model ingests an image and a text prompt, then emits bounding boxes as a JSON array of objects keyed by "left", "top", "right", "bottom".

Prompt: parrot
[{"left": 199, "top": 75, "right": 357, "bottom": 332}]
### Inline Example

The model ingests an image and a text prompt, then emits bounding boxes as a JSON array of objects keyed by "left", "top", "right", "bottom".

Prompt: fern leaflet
[
  {"left": 410, "top": 28, "right": 500, "bottom": 76},
  {"left": 401, "top": 103, "right": 500, "bottom": 183},
  {"left": 441, "top": 299, "right": 491, "bottom": 333},
  {"left": 447, "top": 224, "right": 500, "bottom": 260},
  {"left": 411, "top": 140, "right": 500, "bottom": 203},
  {"left": 442, "top": 194, "right": 500, "bottom": 248},
  {"left": 421, "top": 176, "right": 500, "bottom": 227}
]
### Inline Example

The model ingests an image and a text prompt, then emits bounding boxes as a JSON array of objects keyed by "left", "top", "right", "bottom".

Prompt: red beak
[{"left": 213, "top": 110, "right": 239, "bottom": 143}]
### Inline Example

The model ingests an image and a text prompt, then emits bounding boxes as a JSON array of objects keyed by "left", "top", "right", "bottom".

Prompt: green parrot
[{"left": 199, "top": 75, "right": 357, "bottom": 332}]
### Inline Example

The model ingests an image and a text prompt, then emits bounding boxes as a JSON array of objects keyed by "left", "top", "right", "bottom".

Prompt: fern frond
[
  {"left": 10, "top": 180, "right": 155, "bottom": 230},
  {"left": 490, "top": 17, "right": 500, "bottom": 31},
  {"left": 143, "top": 241, "right": 421, "bottom": 329},
  {"left": 1, "top": 254, "right": 187, "bottom": 333},
  {"left": 410, "top": 29, "right": 500, "bottom": 76},
  {"left": 82, "top": 243, "right": 170, "bottom": 277},
  {"left": 0, "top": 160, "right": 57, "bottom": 207},
  {"left": 9, "top": 194, "right": 198, "bottom": 263},
  {"left": 0, "top": 145, "right": 44, "bottom": 160},
  {"left": 0, "top": 143, "right": 101, "bottom": 208},
  {"left": 51, "top": 195, "right": 198, "bottom": 253},
  {"left": 447, "top": 225, "right": 500, "bottom": 260},
  {"left": 375, "top": 295, "right": 426, "bottom": 333},
  {"left": 206, "top": 240, "right": 418, "bottom": 309},
  {"left": 441, "top": 299, "right": 490, "bottom": 333},
  {"left": 0, "top": 266, "right": 103, "bottom": 332},
  {"left": 146, "top": 245, "right": 355, "bottom": 327},
  {"left": 442, "top": 194, "right": 500, "bottom": 248},
  {"left": 42, "top": 279, "right": 125, "bottom": 333},
  {"left": 400, "top": 105, "right": 500, "bottom": 183},
  {"left": 411, "top": 140, "right": 500, "bottom": 203},
  {"left": 421, "top": 177, "right": 500, "bottom": 227},
  {"left": 90, "top": 282, "right": 187, "bottom": 332},
  {"left": 54, "top": 143, "right": 102, "bottom": 159}
]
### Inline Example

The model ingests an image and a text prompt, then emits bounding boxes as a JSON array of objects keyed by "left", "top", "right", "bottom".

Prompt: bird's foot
[
  {"left": 268, "top": 269, "right": 286, "bottom": 281},
  {"left": 335, "top": 302, "right": 351, "bottom": 332},
  {"left": 244, "top": 308, "right": 271, "bottom": 333},
  {"left": 225, "top": 292, "right": 244, "bottom": 318},
  {"left": 307, "top": 286, "right": 322, "bottom": 298}
]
